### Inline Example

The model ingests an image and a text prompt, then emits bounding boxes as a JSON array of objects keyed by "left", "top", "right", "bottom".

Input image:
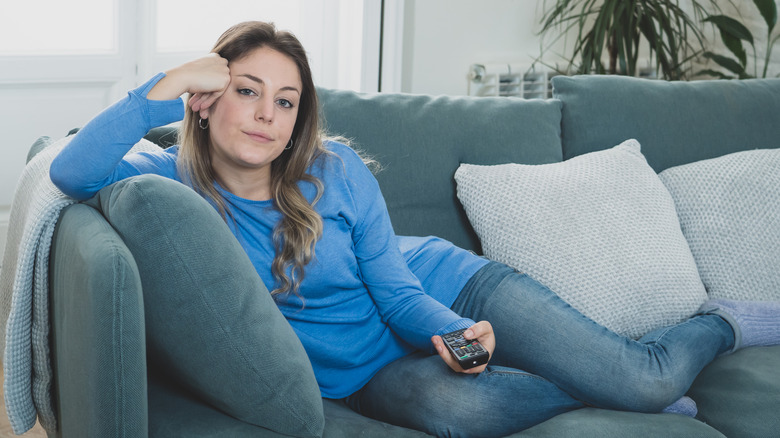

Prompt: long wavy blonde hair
[{"left": 177, "top": 21, "right": 328, "bottom": 297}]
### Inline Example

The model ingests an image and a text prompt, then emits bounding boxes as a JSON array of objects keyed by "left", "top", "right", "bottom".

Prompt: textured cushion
[
  {"left": 659, "top": 148, "right": 780, "bottom": 301},
  {"left": 455, "top": 140, "right": 707, "bottom": 339},
  {"left": 86, "top": 174, "right": 324, "bottom": 438},
  {"left": 318, "top": 87, "right": 563, "bottom": 253},
  {"left": 553, "top": 75, "right": 780, "bottom": 172}
]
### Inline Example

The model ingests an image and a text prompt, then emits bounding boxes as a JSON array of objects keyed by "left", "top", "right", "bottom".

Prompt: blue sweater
[{"left": 50, "top": 74, "right": 489, "bottom": 398}]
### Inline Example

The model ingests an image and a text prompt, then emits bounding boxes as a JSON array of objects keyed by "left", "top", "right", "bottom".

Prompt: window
[
  {"left": 147, "top": 0, "right": 373, "bottom": 91},
  {"left": 0, "top": 0, "right": 116, "bottom": 55},
  {"left": 1, "top": 0, "right": 377, "bottom": 91}
]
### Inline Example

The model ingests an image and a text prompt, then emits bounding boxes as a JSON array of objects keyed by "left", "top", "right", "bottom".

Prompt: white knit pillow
[
  {"left": 659, "top": 148, "right": 780, "bottom": 302},
  {"left": 455, "top": 139, "right": 707, "bottom": 339}
]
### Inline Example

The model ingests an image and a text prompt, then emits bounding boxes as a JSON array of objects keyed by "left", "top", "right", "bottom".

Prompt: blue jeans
[{"left": 345, "top": 262, "right": 735, "bottom": 437}]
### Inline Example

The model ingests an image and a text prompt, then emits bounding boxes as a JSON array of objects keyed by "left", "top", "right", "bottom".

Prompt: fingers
[
  {"left": 183, "top": 53, "right": 231, "bottom": 93},
  {"left": 184, "top": 53, "right": 230, "bottom": 113},
  {"left": 188, "top": 93, "right": 205, "bottom": 112},
  {"left": 464, "top": 321, "right": 492, "bottom": 342},
  {"left": 200, "top": 89, "right": 227, "bottom": 110},
  {"left": 189, "top": 89, "right": 226, "bottom": 113}
]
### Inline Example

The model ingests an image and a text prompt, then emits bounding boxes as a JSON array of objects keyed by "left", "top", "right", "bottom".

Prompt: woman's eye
[
  {"left": 277, "top": 99, "right": 293, "bottom": 109},
  {"left": 238, "top": 88, "right": 255, "bottom": 96}
]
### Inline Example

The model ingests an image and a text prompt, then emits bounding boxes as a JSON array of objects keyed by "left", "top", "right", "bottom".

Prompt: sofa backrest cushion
[
  {"left": 659, "top": 148, "right": 780, "bottom": 303},
  {"left": 86, "top": 174, "right": 324, "bottom": 438},
  {"left": 553, "top": 75, "right": 780, "bottom": 172},
  {"left": 318, "top": 88, "right": 564, "bottom": 253}
]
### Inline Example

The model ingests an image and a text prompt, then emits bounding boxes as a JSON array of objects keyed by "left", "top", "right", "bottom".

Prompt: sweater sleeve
[
  {"left": 336, "top": 144, "right": 475, "bottom": 351},
  {"left": 50, "top": 73, "right": 185, "bottom": 200}
]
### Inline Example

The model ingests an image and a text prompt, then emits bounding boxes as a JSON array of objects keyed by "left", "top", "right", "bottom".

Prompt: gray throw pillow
[
  {"left": 87, "top": 174, "right": 324, "bottom": 437},
  {"left": 455, "top": 140, "right": 707, "bottom": 339},
  {"left": 659, "top": 148, "right": 780, "bottom": 301}
]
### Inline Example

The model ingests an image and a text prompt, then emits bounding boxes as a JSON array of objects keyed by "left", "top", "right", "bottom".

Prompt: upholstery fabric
[
  {"left": 317, "top": 88, "right": 564, "bottom": 254},
  {"left": 659, "top": 149, "right": 780, "bottom": 301},
  {"left": 148, "top": 373, "right": 431, "bottom": 438},
  {"left": 687, "top": 346, "right": 780, "bottom": 437},
  {"left": 454, "top": 140, "right": 707, "bottom": 339},
  {"left": 514, "top": 407, "right": 725, "bottom": 437},
  {"left": 553, "top": 75, "right": 780, "bottom": 172},
  {"left": 86, "top": 175, "right": 324, "bottom": 438},
  {"left": 49, "top": 203, "right": 148, "bottom": 437}
]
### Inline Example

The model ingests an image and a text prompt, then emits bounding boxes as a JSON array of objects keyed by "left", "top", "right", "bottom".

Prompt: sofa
[{"left": 26, "top": 74, "right": 780, "bottom": 437}]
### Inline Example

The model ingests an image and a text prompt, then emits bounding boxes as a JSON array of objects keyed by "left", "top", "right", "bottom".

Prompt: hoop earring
[
  {"left": 284, "top": 138, "right": 294, "bottom": 150},
  {"left": 198, "top": 118, "right": 209, "bottom": 130}
]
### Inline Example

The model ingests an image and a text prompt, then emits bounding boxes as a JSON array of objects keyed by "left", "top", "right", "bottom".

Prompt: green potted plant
[
  {"left": 538, "top": 0, "right": 718, "bottom": 80},
  {"left": 698, "top": 0, "right": 779, "bottom": 78}
]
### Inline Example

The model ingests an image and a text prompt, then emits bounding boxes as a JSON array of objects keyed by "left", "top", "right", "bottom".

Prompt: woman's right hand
[
  {"left": 147, "top": 53, "right": 231, "bottom": 112},
  {"left": 432, "top": 321, "right": 495, "bottom": 375}
]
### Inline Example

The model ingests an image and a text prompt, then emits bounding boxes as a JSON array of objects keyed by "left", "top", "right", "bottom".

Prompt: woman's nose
[{"left": 256, "top": 97, "right": 274, "bottom": 122}]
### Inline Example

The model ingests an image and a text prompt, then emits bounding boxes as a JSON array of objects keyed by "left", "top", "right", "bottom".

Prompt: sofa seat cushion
[
  {"left": 659, "top": 148, "right": 780, "bottom": 302},
  {"left": 318, "top": 87, "right": 564, "bottom": 253},
  {"left": 147, "top": 374, "right": 429, "bottom": 438},
  {"left": 147, "top": 373, "right": 727, "bottom": 438},
  {"left": 455, "top": 140, "right": 706, "bottom": 339},
  {"left": 512, "top": 407, "right": 725, "bottom": 437},
  {"left": 553, "top": 75, "right": 780, "bottom": 172},
  {"left": 688, "top": 346, "right": 780, "bottom": 437},
  {"left": 86, "top": 174, "right": 324, "bottom": 437}
]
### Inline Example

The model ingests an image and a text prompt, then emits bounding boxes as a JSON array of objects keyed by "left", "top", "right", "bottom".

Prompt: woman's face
[{"left": 201, "top": 46, "right": 302, "bottom": 179}]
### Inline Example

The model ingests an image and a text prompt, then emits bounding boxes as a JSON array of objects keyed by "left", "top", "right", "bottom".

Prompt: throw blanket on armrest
[{"left": 0, "top": 136, "right": 159, "bottom": 435}]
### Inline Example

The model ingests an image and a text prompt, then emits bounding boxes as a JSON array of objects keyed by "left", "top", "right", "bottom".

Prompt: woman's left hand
[{"left": 432, "top": 320, "right": 495, "bottom": 374}]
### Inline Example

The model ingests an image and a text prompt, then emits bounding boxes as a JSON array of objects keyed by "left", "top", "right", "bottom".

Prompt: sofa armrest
[{"left": 49, "top": 203, "right": 148, "bottom": 437}]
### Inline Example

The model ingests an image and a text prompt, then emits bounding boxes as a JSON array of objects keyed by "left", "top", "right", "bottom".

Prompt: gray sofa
[{"left": 37, "top": 74, "right": 780, "bottom": 437}]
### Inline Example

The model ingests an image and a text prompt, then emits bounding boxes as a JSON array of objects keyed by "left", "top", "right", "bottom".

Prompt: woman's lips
[{"left": 245, "top": 131, "right": 273, "bottom": 143}]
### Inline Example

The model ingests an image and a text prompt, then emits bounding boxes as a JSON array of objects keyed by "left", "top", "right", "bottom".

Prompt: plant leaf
[
  {"left": 703, "top": 15, "right": 754, "bottom": 45},
  {"left": 703, "top": 51, "right": 747, "bottom": 74},
  {"left": 753, "top": 0, "right": 777, "bottom": 34},
  {"left": 696, "top": 68, "right": 735, "bottom": 79},
  {"left": 720, "top": 30, "right": 748, "bottom": 66}
]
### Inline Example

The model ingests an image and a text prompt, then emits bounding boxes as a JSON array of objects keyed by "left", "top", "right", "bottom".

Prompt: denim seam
[{"left": 483, "top": 368, "right": 550, "bottom": 383}]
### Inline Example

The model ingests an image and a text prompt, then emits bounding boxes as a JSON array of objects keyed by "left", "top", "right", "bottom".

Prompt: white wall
[
  {"left": 399, "top": 0, "right": 551, "bottom": 96},
  {"left": 705, "top": 0, "right": 780, "bottom": 78},
  {"left": 398, "top": 0, "right": 780, "bottom": 97}
]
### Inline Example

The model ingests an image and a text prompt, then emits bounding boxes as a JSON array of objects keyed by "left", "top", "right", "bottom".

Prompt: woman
[{"left": 50, "top": 21, "right": 780, "bottom": 437}]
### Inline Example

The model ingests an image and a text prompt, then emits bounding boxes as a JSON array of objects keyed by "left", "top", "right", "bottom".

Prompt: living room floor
[{"left": 0, "top": 369, "right": 47, "bottom": 437}]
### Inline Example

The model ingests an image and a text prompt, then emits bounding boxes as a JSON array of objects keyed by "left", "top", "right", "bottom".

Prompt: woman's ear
[{"left": 199, "top": 108, "right": 210, "bottom": 120}]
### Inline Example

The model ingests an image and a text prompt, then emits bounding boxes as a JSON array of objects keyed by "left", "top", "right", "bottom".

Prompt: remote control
[{"left": 441, "top": 328, "right": 489, "bottom": 369}]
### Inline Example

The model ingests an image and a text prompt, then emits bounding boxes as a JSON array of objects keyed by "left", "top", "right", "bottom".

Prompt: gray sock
[
  {"left": 662, "top": 396, "right": 697, "bottom": 418},
  {"left": 699, "top": 298, "right": 780, "bottom": 351}
]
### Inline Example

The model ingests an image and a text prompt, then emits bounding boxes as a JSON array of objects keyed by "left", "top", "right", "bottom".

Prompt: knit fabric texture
[
  {"left": 455, "top": 140, "right": 707, "bottom": 339},
  {"left": 659, "top": 148, "right": 780, "bottom": 302},
  {"left": 0, "top": 136, "right": 158, "bottom": 435}
]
